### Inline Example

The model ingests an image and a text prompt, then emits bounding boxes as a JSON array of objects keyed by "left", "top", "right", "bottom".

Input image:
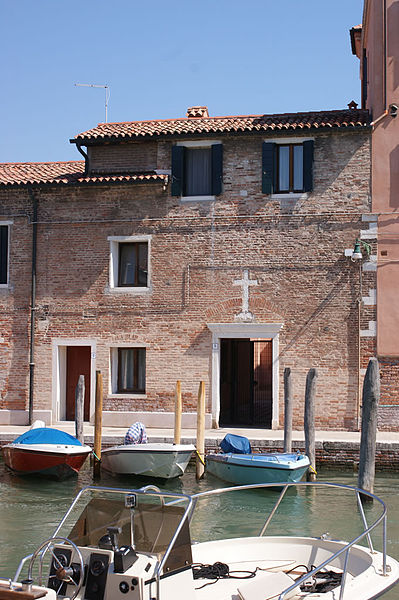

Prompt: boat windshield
[{"left": 53, "top": 487, "right": 193, "bottom": 571}]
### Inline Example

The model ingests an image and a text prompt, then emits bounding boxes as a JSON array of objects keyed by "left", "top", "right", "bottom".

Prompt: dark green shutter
[
  {"left": 0, "top": 226, "right": 8, "bottom": 284},
  {"left": 211, "top": 144, "right": 223, "bottom": 195},
  {"left": 262, "top": 142, "right": 275, "bottom": 194},
  {"left": 171, "top": 145, "right": 184, "bottom": 196},
  {"left": 303, "top": 140, "right": 314, "bottom": 192}
]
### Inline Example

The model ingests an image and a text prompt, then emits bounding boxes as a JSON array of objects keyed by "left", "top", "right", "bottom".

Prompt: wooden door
[
  {"left": 252, "top": 340, "right": 273, "bottom": 427},
  {"left": 66, "top": 346, "right": 91, "bottom": 421}
]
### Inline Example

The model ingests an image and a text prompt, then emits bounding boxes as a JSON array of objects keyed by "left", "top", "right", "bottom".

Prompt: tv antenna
[{"left": 75, "top": 83, "right": 110, "bottom": 122}]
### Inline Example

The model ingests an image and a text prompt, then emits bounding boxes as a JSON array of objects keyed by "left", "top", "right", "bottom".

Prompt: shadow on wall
[
  {"left": 390, "top": 144, "right": 399, "bottom": 208},
  {"left": 388, "top": 1, "right": 399, "bottom": 92}
]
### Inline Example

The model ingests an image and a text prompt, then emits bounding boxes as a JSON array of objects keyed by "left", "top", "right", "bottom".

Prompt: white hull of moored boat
[{"left": 100, "top": 442, "right": 195, "bottom": 478}]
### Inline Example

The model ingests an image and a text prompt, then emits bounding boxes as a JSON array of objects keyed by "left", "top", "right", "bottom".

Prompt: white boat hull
[{"left": 100, "top": 443, "right": 195, "bottom": 478}]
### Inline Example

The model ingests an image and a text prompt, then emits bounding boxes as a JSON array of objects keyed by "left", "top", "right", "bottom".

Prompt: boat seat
[{"left": 237, "top": 571, "right": 300, "bottom": 600}]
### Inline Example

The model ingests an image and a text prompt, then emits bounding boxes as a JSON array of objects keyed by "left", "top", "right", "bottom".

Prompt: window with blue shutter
[
  {"left": 171, "top": 143, "right": 223, "bottom": 197},
  {"left": 262, "top": 142, "right": 275, "bottom": 194},
  {"left": 0, "top": 225, "right": 8, "bottom": 285},
  {"left": 171, "top": 145, "right": 184, "bottom": 196},
  {"left": 262, "top": 140, "right": 313, "bottom": 194}
]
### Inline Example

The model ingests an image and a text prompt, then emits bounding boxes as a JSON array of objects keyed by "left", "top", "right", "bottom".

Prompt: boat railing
[
  {"left": 191, "top": 481, "right": 388, "bottom": 600},
  {"left": 11, "top": 482, "right": 389, "bottom": 600}
]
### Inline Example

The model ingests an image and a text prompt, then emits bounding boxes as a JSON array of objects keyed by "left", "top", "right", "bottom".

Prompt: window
[
  {"left": 362, "top": 49, "right": 368, "bottom": 108},
  {"left": 171, "top": 142, "right": 223, "bottom": 198},
  {"left": 117, "top": 347, "right": 146, "bottom": 393},
  {"left": 108, "top": 235, "right": 150, "bottom": 291},
  {"left": 262, "top": 139, "right": 314, "bottom": 195},
  {"left": 0, "top": 224, "right": 9, "bottom": 285},
  {"left": 276, "top": 144, "right": 303, "bottom": 193},
  {"left": 118, "top": 242, "right": 148, "bottom": 287}
]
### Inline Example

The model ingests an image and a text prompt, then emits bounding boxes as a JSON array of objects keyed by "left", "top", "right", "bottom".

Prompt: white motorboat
[
  {"left": 1, "top": 481, "right": 398, "bottom": 600},
  {"left": 100, "top": 442, "right": 196, "bottom": 479}
]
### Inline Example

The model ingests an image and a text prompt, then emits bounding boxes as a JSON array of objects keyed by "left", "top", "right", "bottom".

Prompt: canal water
[{"left": 0, "top": 458, "right": 398, "bottom": 599}]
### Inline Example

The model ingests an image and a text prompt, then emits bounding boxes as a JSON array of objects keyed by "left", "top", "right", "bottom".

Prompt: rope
[
  {"left": 195, "top": 449, "right": 205, "bottom": 466},
  {"left": 308, "top": 464, "right": 317, "bottom": 475},
  {"left": 192, "top": 562, "right": 256, "bottom": 589}
]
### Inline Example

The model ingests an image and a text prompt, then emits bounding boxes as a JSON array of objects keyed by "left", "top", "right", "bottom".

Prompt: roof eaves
[{"left": 0, "top": 174, "right": 168, "bottom": 189}]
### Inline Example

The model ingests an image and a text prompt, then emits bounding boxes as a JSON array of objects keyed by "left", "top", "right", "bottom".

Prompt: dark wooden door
[
  {"left": 219, "top": 339, "right": 272, "bottom": 427},
  {"left": 66, "top": 346, "right": 91, "bottom": 421},
  {"left": 253, "top": 340, "right": 273, "bottom": 427}
]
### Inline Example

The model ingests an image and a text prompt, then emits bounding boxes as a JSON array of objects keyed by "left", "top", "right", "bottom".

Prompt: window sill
[
  {"left": 271, "top": 193, "right": 308, "bottom": 200},
  {"left": 180, "top": 195, "right": 216, "bottom": 203},
  {"left": 108, "top": 286, "right": 150, "bottom": 294},
  {"left": 0, "top": 284, "right": 9, "bottom": 289}
]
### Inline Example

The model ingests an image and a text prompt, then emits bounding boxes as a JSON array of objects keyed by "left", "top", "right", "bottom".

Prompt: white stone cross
[{"left": 233, "top": 269, "right": 258, "bottom": 321}]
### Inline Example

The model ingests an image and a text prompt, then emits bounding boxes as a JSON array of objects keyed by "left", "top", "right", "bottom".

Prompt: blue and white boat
[{"left": 206, "top": 434, "right": 310, "bottom": 485}]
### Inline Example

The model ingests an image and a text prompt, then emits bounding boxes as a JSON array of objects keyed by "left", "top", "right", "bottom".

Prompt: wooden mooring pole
[
  {"left": 75, "top": 374, "right": 85, "bottom": 444},
  {"left": 358, "top": 358, "right": 380, "bottom": 501},
  {"left": 196, "top": 381, "right": 205, "bottom": 480},
  {"left": 304, "top": 368, "right": 318, "bottom": 481},
  {"left": 283, "top": 368, "right": 293, "bottom": 453},
  {"left": 174, "top": 380, "right": 182, "bottom": 445},
  {"left": 93, "top": 370, "right": 103, "bottom": 479}
]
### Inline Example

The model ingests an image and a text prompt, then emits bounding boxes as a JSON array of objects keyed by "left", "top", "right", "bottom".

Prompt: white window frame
[
  {"left": 265, "top": 137, "right": 314, "bottom": 200},
  {"left": 109, "top": 344, "right": 147, "bottom": 397},
  {"left": 176, "top": 140, "right": 221, "bottom": 202},
  {"left": 108, "top": 235, "right": 151, "bottom": 293},
  {"left": 0, "top": 221, "right": 12, "bottom": 288}
]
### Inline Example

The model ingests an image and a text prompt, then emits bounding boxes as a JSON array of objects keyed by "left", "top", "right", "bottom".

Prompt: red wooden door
[{"left": 66, "top": 346, "right": 91, "bottom": 421}]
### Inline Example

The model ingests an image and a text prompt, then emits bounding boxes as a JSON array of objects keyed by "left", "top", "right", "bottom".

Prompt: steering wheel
[{"left": 27, "top": 537, "right": 84, "bottom": 600}]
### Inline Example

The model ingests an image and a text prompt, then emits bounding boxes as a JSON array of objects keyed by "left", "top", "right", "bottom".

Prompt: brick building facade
[{"left": 0, "top": 107, "right": 378, "bottom": 431}]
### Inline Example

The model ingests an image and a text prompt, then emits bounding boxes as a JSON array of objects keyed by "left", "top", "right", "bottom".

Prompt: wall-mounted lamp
[{"left": 351, "top": 238, "right": 371, "bottom": 262}]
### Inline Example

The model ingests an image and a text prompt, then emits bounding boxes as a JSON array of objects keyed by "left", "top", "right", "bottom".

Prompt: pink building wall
[{"left": 353, "top": 0, "right": 399, "bottom": 358}]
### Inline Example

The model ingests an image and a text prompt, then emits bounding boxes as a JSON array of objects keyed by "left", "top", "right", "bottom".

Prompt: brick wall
[
  {"left": 88, "top": 141, "right": 158, "bottom": 173},
  {"left": 0, "top": 129, "right": 382, "bottom": 430}
]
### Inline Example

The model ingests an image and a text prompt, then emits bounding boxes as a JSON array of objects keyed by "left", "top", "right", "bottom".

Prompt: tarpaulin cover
[
  {"left": 220, "top": 433, "right": 251, "bottom": 454},
  {"left": 12, "top": 428, "right": 83, "bottom": 446}
]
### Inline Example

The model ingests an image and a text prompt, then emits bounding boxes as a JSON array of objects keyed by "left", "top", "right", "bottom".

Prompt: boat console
[{"left": 24, "top": 488, "right": 195, "bottom": 600}]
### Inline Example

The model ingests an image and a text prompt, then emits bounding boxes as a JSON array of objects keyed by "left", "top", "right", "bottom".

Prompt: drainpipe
[
  {"left": 27, "top": 186, "right": 38, "bottom": 425},
  {"left": 75, "top": 142, "right": 89, "bottom": 175}
]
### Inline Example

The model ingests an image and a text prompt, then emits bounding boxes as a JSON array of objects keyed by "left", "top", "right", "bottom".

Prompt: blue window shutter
[
  {"left": 262, "top": 142, "right": 275, "bottom": 194},
  {"left": 303, "top": 140, "right": 314, "bottom": 192},
  {"left": 0, "top": 226, "right": 7, "bottom": 284},
  {"left": 171, "top": 145, "right": 184, "bottom": 196},
  {"left": 211, "top": 144, "right": 223, "bottom": 195}
]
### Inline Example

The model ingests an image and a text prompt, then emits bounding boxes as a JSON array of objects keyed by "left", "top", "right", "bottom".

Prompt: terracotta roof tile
[
  {"left": 72, "top": 108, "right": 370, "bottom": 143},
  {"left": 0, "top": 161, "right": 168, "bottom": 187}
]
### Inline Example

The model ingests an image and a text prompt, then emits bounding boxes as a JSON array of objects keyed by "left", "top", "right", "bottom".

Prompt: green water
[{"left": 0, "top": 459, "right": 398, "bottom": 599}]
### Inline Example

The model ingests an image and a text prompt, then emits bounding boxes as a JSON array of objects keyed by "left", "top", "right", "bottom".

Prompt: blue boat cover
[
  {"left": 12, "top": 428, "right": 84, "bottom": 446},
  {"left": 220, "top": 433, "right": 251, "bottom": 454}
]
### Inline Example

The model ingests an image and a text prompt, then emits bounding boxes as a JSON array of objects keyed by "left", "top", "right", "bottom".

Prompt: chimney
[
  {"left": 186, "top": 106, "right": 209, "bottom": 118},
  {"left": 348, "top": 100, "right": 358, "bottom": 110}
]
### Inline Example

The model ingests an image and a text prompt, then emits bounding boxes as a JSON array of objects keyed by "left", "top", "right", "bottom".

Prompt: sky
[{"left": 0, "top": 0, "right": 364, "bottom": 164}]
